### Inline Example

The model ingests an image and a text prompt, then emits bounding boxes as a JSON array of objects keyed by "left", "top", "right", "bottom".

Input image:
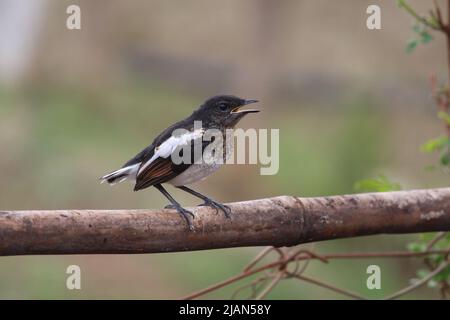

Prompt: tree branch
[{"left": 1, "top": 188, "right": 450, "bottom": 256}]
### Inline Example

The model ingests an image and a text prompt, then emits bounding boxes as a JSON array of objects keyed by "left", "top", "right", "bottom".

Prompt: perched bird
[{"left": 100, "top": 95, "right": 259, "bottom": 230}]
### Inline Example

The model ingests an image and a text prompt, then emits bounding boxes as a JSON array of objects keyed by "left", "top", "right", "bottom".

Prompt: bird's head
[{"left": 196, "top": 95, "right": 259, "bottom": 128}]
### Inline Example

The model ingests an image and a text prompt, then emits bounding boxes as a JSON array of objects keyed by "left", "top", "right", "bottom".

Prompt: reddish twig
[
  {"left": 426, "top": 232, "right": 447, "bottom": 250},
  {"left": 230, "top": 276, "right": 268, "bottom": 300},
  {"left": 292, "top": 249, "right": 450, "bottom": 261},
  {"left": 243, "top": 246, "right": 284, "bottom": 272},
  {"left": 384, "top": 257, "right": 450, "bottom": 300},
  {"left": 182, "top": 249, "right": 450, "bottom": 300},
  {"left": 255, "top": 271, "right": 285, "bottom": 300},
  {"left": 286, "top": 272, "right": 367, "bottom": 300}
]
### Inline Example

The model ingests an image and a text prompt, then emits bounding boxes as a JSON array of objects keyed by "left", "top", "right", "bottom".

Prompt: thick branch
[{"left": 1, "top": 188, "right": 450, "bottom": 256}]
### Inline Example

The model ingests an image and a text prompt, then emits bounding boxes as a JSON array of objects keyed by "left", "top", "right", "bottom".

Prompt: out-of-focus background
[{"left": 0, "top": 0, "right": 448, "bottom": 299}]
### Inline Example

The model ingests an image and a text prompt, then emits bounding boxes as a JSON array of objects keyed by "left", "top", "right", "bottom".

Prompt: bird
[{"left": 100, "top": 95, "right": 259, "bottom": 230}]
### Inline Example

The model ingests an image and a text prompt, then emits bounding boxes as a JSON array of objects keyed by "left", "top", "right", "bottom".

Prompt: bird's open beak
[{"left": 231, "top": 99, "right": 260, "bottom": 114}]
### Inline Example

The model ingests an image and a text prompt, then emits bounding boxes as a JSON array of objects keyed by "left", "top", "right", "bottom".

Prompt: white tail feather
[{"left": 100, "top": 163, "right": 140, "bottom": 185}]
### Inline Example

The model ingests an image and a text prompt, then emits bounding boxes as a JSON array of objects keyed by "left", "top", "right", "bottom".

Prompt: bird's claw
[
  {"left": 165, "top": 204, "right": 195, "bottom": 231},
  {"left": 199, "top": 200, "right": 231, "bottom": 218}
]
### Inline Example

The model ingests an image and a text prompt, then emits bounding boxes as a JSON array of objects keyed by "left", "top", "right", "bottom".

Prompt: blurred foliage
[
  {"left": 354, "top": 175, "right": 402, "bottom": 193},
  {"left": 396, "top": 0, "right": 450, "bottom": 297},
  {"left": 405, "top": 23, "right": 434, "bottom": 53},
  {"left": 399, "top": 0, "right": 450, "bottom": 172},
  {"left": 408, "top": 233, "right": 450, "bottom": 290},
  {"left": 421, "top": 135, "right": 450, "bottom": 167},
  {"left": 397, "top": 0, "right": 438, "bottom": 53}
]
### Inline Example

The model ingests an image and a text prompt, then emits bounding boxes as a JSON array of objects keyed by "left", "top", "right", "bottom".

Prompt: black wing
[
  {"left": 134, "top": 138, "right": 212, "bottom": 191},
  {"left": 122, "top": 115, "right": 199, "bottom": 191},
  {"left": 119, "top": 112, "right": 194, "bottom": 168}
]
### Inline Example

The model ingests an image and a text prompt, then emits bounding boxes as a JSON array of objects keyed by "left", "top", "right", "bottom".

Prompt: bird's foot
[
  {"left": 199, "top": 199, "right": 231, "bottom": 218},
  {"left": 164, "top": 204, "right": 195, "bottom": 231}
]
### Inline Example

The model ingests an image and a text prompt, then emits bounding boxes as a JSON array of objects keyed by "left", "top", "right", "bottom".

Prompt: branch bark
[{"left": 1, "top": 188, "right": 450, "bottom": 256}]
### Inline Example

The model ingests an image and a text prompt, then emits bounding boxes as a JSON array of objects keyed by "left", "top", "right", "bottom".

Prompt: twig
[
  {"left": 243, "top": 246, "right": 284, "bottom": 272},
  {"left": 398, "top": 0, "right": 440, "bottom": 30},
  {"left": 182, "top": 249, "right": 450, "bottom": 300},
  {"left": 433, "top": 0, "right": 445, "bottom": 30},
  {"left": 426, "top": 232, "right": 447, "bottom": 250},
  {"left": 230, "top": 276, "right": 268, "bottom": 300},
  {"left": 182, "top": 260, "right": 285, "bottom": 300},
  {"left": 255, "top": 271, "right": 285, "bottom": 300},
  {"left": 291, "top": 250, "right": 450, "bottom": 262},
  {"left": 384, "top": 258, "right": 450, "bottom": 300},
  {"left": 286, "top": 272, "right": 367, "bottom": 300},
  {"left": 288, "top": 248, "right": 329, "bottom": 264},
  {"left": 287, "top": 244, "right": 316, "bottom": 276},
  {"left": 430, "top": 74, "right": 450, "bottom": 137}
]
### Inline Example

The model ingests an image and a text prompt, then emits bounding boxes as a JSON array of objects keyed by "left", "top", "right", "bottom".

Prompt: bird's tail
[{"left": 100, "top": 163, "right": 140, "bottom": 185}]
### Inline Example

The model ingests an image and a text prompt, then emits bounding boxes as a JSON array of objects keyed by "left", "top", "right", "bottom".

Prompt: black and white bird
[{"left": 100, "top": 95, "right": 259, "bottom": 230}]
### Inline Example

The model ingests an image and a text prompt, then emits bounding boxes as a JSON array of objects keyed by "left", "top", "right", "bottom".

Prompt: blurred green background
[{"left": 0, "top": 0, "right": 448, "bottom": 299}]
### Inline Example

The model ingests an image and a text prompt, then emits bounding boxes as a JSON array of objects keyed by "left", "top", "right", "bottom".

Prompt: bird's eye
[{"left": 218, "top": 103, "right": 228, "bottom": 112}]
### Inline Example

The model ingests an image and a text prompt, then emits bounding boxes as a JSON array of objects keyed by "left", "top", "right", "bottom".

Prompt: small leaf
[
  {"left": 429, "top": 15, "right": 440, "bottom": 29},
  {"left": 354, "top": 175, "right": 402, "bottom": 193},
  {"left": 408, "top": 233, "right": 450, "bottom": 291},
  {"left": 427, "top": 279, "right": 438, "bottom": 288},
  {"left": 420, "top": 136, "right": 448, "bottom": 153},
  {"left": 439, "top": 150, "right": 450, "bottom": 166},
  {"left": 417, "top": 269, "right": 430, "bottom": 279},
  {"left": 420, "top": 31, "right": 433, "bottom": 44},
  {"left": 406, "top": 39, "right": 419, "bottom": 53},
  {"left": 407, "top": 242, "right": 427, "bottom": 253},
  {"left": 438, "top": 111, "right": 450, "bottom": 125},
  {"left": 432, "top": 266, "right": 450, "bottom": 282}
]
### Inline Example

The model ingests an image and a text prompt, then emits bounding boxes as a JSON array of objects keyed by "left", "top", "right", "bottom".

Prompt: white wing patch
[{"left": 138, "top": 128, "right": 204, "bottom": 175}]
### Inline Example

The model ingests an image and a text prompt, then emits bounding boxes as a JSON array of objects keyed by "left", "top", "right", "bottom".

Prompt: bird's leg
[
  {"left": 154, "top": 184, "right": 194, "bottom": 231},
  {"left": 176, "top": 186, "right": 231, "bottom": 218}
]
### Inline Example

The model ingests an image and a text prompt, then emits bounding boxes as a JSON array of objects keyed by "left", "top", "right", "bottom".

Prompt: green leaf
[
  {"left": 417, "top": 269, "right": 429, "bottom": 279},
  {"left": 354, "top": 175, "right": 402, "bottom": 193},
  {"left": 427, "top": 279, "right": 438, "bottom": 288},
  {"left": 407, "top": 242, "right": 427, "bottom": 253},
  {"left": 409, "top": 232, "right": 450, "bottom": 292},
  {"left": 420, "top": 136, "right": 448, "bottom": 153},
  {"left": 406, "top": 39, "right": 419, "bottom": 53},
  {"left": 433, "top": 266, "right": 450, "bottom": 282},
  {"left": 406, "top": 22, "right": 433, "bottom": 53},
  {"left": 439, "top": 150, "right": 450, "bottom": 166},
  {"left": 420, "top": 31, "right": 433, "bottom": 44},
  {"left": 438, "top": 111, "right": 450, "bottom": 125}
]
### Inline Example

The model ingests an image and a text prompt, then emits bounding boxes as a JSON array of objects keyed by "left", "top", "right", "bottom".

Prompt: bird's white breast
[{"left": 168, "top": 162, "right": 223, "bottom": 186}]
